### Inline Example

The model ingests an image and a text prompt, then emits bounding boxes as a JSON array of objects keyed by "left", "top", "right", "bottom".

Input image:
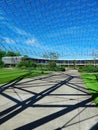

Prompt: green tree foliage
[
  {"left": 78, "top": 65, "right": 98, "bottom": 72},
  {"left": 0, "top": 59, "right": 4, "bottom": 67},
  {"left": 43, "top": 53, "right": 49, "bottom": 59},
  {"left": 49, "top": 52, "right": 59, "bottom": 60},
  {"left": 17, "top": 60, "right": 36, "bottom": 68},
  {"left": 0, "top": 50, "right": 6, "bottom": 67},
  {"left": 48, "top": 60, "right": 56, "bottom": 70},
  {"left": 0, "top": 50, "right": 21, "bottom": 58},
  {"left": 23, "top": 55, "right": 28, "bottom": 58},
  {"left": 43, "top": 52, "right": 59, "bottom": 60},
  {"left": 15, "top": 52, "right": 21, "bottom": 56},
  {"left": 6, "top": 51, "right": 21, "bottom": 56},
  {"left": 43, "top": 52, "right": 59, "bottom": 70},
  {"left": 0, "top": 50, "right": 6, "bottom": 59}
]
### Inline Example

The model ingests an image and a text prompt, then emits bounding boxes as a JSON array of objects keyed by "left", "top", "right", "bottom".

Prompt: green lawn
[
  {"left": 0, "top": 68, "right": 49, "bottom": 84},
  {"left": 81, "top": 73, "right": 98, "bottom": 106}
]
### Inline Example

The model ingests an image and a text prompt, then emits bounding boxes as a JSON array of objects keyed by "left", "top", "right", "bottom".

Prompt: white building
[{"left": 2, "top": 56, "right": 23, "bottom": 65}]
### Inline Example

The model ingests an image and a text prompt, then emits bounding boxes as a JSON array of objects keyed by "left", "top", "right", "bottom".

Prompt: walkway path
[{"left": 0, "top": 70, "right": 98, "bottom": 130}]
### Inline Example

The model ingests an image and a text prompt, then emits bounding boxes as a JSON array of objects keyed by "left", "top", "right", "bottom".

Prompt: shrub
[
  {"left": 17, "top": 60, "right": 36, "bottom": 68},
  {"left": 95, "top": 74, "right": 98, "bottom": 81},
  {"left": 78, "top": 65, "right": 98, "bottom": 72},
  {"left": 54, "top": 66, "right": 65, "bottom": 71},
  {"left": 20, "top": 66, "right": 26, "bottom": 70},
  {"left": 48, "top": 61, "right": 56, "bottom": 70}
]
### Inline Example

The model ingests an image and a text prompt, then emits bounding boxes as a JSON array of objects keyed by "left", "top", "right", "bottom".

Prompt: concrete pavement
[{"left": 0, "top": 70, "right": 98, "bottom": 130}]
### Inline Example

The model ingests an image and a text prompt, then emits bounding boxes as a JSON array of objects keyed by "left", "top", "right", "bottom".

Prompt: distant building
[
  {"left": 2, "top": 56, "right": 98, "bottom": 66},
  {"left": 32, "top": 58, "right": 98, "bottom": 66},
  {"left": 2, "top": 56, "right": 23, "bottom": 65}
]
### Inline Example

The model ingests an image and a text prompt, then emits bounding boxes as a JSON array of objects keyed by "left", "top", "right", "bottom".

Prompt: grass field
[
  {"left": 81, "top": 73, "right": 98, "bottom": 106},
  {"left": 0, "top": 68, "right": 49, "bottom": 84}
]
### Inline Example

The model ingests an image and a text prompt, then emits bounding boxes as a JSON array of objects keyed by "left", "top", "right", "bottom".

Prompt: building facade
[
  {"left": 2, "top": 56, "right": 23, "bottom": 65},
  {"left": 2, "top": 56, "right": 98, "bottom": 66}
]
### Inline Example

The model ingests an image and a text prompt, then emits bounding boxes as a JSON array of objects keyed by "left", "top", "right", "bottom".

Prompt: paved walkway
[{"left": 0, "top": 70, "right": 98, "bottom": 130}]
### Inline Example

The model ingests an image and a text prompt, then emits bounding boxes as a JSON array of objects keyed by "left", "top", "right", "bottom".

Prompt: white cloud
[
  {"left": 25, "top": 38, "right": 43, "bottom": 49},
  {"left": 25, "top": 38, "right": 37, "bottom": 45},
  {"left": 7, "top": 24, "right": 30, "bottom": 36},
  {"left": 12, "top": 26, "right": 29, "bottom": 36},
  {"left": 0, "top": 10, "right": 30, "bottom": 36},
  {"left": 0, "top": 14, "right": 31, "bottom": 37},
  {"left": 6, "top": 23, "right": 31, "bottom": 36},
  {"left": 4, "top": 37, "right": 15, "bottom": 44}
]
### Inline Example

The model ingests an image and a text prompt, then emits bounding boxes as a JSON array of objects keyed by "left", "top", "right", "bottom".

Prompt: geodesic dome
[{"left": 0, "top": 0, "right": 98, "bottom": 60}]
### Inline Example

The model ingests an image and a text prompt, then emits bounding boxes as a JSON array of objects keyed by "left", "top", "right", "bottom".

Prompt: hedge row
[{"left": 78, "top": 65, "right": 98, "bottom": 72}]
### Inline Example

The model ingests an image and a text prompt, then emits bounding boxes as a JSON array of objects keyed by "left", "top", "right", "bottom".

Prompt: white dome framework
[{"left": 0, "top": 0, "right": 98, "bottom": 60}]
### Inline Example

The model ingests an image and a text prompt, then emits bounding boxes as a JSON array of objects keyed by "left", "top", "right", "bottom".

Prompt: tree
[
  {"left": 17, "top": 60, "right": 36, "bottom": 68},
  {"left": 6, "top": 51, "right": 21, "bottom": 56},
  {"left": 48, "top": 60, "right": 56, "bottom": 70},
  {"left": 0, "top": 50, "right": 6, "bottom": 59},
  {"left": 24, "top": 55, "right": 28, "bottom": 58},
  {"left": 49, "top": 52, "right": 59, "bottom": 60},
  {"left": 0, "top": 50, "right": 6, "bottom": 67},
  {"left": 43, "top": 53, "right": 49, "bottom": 59},
  {"left": 43, "top": 52, "right": 59, "bottom": 60},
  {"left": 43, "top": 52, "right": 59, "bottom": 70},
  {"left": 92, "top": 49, "right": 98, "bottom": 67},
  {"left": 0, "top": 59, "right": 4, "bottom": 67},
  {"left": 73, "top": 60, "right": 76, "bottom": 69},
  {"left": 15, "top": 52, "right": 21, "bottom": 56}
]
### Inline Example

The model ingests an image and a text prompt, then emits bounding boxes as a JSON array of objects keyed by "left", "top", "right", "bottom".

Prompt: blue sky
[{"left": 0, "top": 0, "right": 98, "bottom": 59}]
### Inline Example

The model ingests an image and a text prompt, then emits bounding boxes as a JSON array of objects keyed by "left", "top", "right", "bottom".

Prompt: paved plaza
[{"left": 0, "top": 70, "right": 98, "bottom": 130}]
